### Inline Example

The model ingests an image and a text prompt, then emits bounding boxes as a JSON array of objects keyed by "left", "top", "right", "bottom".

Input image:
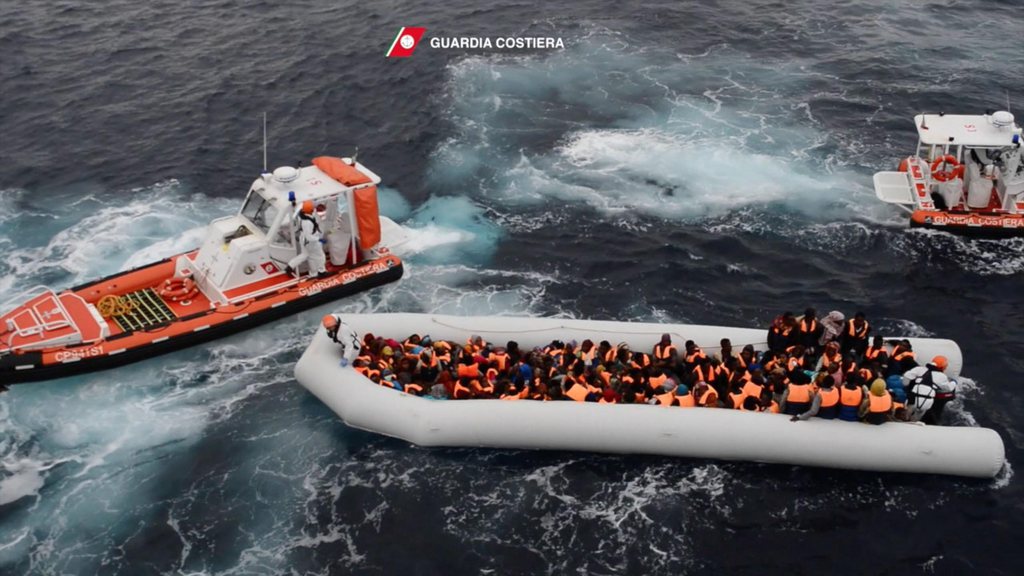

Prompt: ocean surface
[{"left": 1, "top": 0, "right": 1022, "bottom": 573}]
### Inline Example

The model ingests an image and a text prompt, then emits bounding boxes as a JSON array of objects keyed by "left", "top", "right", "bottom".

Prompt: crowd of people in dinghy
[{"left": 322, "top": 308, "right": 958, "bottom": 425}]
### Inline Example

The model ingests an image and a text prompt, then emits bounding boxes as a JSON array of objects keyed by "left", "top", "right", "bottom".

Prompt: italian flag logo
[{"left": 387, "top": 27, "right": 427, "bottom": 58}]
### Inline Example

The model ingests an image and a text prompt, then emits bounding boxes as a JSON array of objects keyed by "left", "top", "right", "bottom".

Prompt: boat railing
[{"left": 1, "top": 286, "right": 80, "bottom": 354}]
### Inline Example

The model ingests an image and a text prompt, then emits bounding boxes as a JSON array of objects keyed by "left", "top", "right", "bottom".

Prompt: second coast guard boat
[{"left": 874, "top": 110, "right": 1024, "bottom": 236}]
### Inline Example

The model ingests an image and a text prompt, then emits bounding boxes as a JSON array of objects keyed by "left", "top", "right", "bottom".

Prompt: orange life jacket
[
  {"left": 787, "top": 383, "right": 812, "bottom": 403},
  {"left": 692, "top": 364, "right": 716, "bottom": 383},
  {"left": 864, "top": 346, "right": 886, "bottom": 361},
  {"left": 685, "top": 348, "right": 707, "bottom": 364},
  {"left": 656, "top": 392, "right": 676, "bottom": 406},
  {"left": 697, "top": 389, "right": 718, "bottom": 407},
  {"left": 869, "top": 392, "right": 893, "bottom": 413},
  {"left": 892, "top": 348, "right": 915, "bottom": 362},
  {"left": 800, "top": 318, "right": 818, "bottom": 334},
  {"left": 818, "top": 387, "right": 839, "bottom": 408},
  {"left": 404, "top": 383, "right": 424, "bottom": 395},
  {"left": 840, "top": 386, "right": 863, "bottom": 407},
  {"left": 648, "top": 373, "right": 668, "bottom": 391},
  {"left": 566, "top": 383, "right": 590, "bottom": 402},
  {"left": 729, "top": 391, "right": 746, "bottom": 409},
  {"left": 654, "top": 343, "right": 677, "bottom": 360},
  {"left": 742, "top": 380, "right": 763, "bottom": 399},
  {"left": 488, "top": 351, "right": 510, "bottom": 371},
  {"left": 677, "top": 394, "right": 696, "bottom": 408},
  {"left": 457, "top": 363, "right": 479, "bottom": 379},
  {"left": 847, "top": 319, "right": 870, "bottom": 338},
  {"left": 821, "top": 352, "right": 841, "bottom": 368}
]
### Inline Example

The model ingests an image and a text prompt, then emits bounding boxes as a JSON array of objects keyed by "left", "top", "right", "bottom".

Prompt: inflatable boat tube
[{"left": 294, "top": 314, "right": 1005, "bottom": 478}]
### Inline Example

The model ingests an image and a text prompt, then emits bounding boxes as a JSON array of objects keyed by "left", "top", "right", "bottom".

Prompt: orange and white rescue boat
[
  {"left": 874, "top": 110, "right": 1024, "bottom": 236},
  {"left": 0, "top": 156, "right": 407, "bottom": 384}
]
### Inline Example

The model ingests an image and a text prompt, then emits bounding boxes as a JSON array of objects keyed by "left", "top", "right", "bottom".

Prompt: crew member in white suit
[{"left": 286, "top": 200, "right": 328, "bottom": 278}]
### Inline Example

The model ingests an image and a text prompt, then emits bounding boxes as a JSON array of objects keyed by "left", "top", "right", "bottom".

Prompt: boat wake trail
[{"left": 428, "top": 37, "right": 878, "bottom": 226}]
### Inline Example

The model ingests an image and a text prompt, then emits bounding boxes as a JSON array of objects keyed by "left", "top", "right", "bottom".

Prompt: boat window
[{"left": 240, "top": 192, "right": 280, "bottom": 235}]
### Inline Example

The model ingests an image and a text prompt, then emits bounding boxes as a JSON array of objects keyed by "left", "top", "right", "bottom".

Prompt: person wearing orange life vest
[
  {"left": 715, "top": 338, "right": 745, "bottom": 372},
  {"left": 815, "top": 341, "right": 842, "bottom": 372},
  {"left": 790, "top": 375, "right": 839, "bottom": 421},
  {"left": 768, "top": 311, "right": 797, "bottom": 353},
  {"left": 759, "top": 388, "right": 780, "bottom": 413},
  {"left": 683, "top": 340, "right": 707, "bottom": 366},
  {"left": 887, "top": 339, "right": 918, "bottom": 376},
  {"left": 690, "top": 356, "right": 718, "bottom": 389},
  {"left": 860, "top": 378, "right": 894, "bottom": 425},
  {"left": 841, "top": 311, "right": 871, "bottom": 357},
  {"left": 692, "top": 381, "right": 718, "bottom": 407},
  {"left": 798, "top": 307, "right": 824, "bottom": 354},
  {"left": 670, "top": 383, "right": 694, "bottom": 407},
  {"left": 649, "top": 380, "right": 679, "bottom": 406},
  {"left": 726, "top": 380, "right": 747, "bottom": 410},
  {"left": 742, "top": 374, "right": 765, "bottom": 400},
  {"left": 780, "top": 370, "right": 814, "bottom": 415},
  {"left": 652, "top": 333, "right": 678, "bottom": 369},
  {"left": 836, "top": 373, "right": 867, "bottom": 421},
  {"left": 785, "top": 345, "right": 810, "bottom": 374},
  {"left": 863, "top": 335, "right": 888, "bottom": 366}
]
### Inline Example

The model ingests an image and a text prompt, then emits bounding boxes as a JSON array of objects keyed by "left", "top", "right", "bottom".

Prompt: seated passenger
[
  {"left": 841, "top": 311, "right": 871, "bottom": 357},
  {"left": 816, "top": 341, "right": 842, "bottom": 372},
  {"left": 767, "top": 311, "right": 797, "bottom": 353},
  {"left": 791, "top": 375, "right": 838, "bottom": 421},
  {"left": 759, "top": 388, "right": 780, "bottom": 413},
  {"left": 860, "top": 379, "right": 894, "bottom": 425},
  {"left": 578, "top": 339, "right": 598, "bottom": 367},
  {"left": 887, "top": 340, "right": 917, "bottom": 376},
  {"left": 727, "top": 380, "right": 747, "bottom": 410},
  {"left": 684, "top": 340, "right": 707, "bottom": 365},
  {"left": 741, "top": 396, "right": 762, "bottom": 412},
  {"left": 798, "top": 307, "right": 823, "bottom": 354},
  {"left": 674, "top": 384, "right": 695, "bottom": 407},
  {"left": 653, "top": 333, "right": 678, "bottom": 368},
  {"left": 780, "top": 371, "right": 813, "bottom": 416},
  {"left": 817, "top": 310, "right": 845, "bottom": 348},
  {"left": 693, "top": 381, "right": 718, "bottom": 407},
  {"left": 863, "top": 335, "right": 888, "bottom": 366}
]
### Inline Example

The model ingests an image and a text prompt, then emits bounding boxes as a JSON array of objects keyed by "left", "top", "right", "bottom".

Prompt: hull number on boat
[{"left": 55, "top": 346, "right": 104, "bottom": 362}]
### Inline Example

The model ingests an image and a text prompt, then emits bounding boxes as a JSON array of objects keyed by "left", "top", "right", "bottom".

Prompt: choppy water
[{"left": 1, "top": 0, "right": 1022, "bottom": 573}]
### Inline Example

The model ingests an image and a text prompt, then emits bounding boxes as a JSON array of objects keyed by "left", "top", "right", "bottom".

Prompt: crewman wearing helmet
[
  {"left": 901, "top": 355, "right": 957, "bottom": 424},
  {"left": 287, "top": 200, "right": 329, "bottom": 278}
]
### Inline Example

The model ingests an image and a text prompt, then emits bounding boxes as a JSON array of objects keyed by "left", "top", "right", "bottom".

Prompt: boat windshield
[{"left": 240, "top": 191, "right": 280, "bottom": 235}]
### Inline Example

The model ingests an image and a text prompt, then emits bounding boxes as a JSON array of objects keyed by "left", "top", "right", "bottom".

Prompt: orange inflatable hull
[{"left": 0, "top": 253, "right": 403, "bottom": 384}]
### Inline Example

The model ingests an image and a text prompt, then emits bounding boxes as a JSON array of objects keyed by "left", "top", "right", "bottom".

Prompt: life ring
[
  {"left": 930, "top": 155, "right": 963, "bottom": 182},
  {"left": 159, "top": 277, "right": 198, "bottom": 302}
]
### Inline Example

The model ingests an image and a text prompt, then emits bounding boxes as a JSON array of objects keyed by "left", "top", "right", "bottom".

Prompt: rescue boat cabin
[
  {"left": 192, "top": 157, "right": 389, "bottom": 304},
  {"left": 874, "top": 111, "right": 1024, "bottom": 235}
]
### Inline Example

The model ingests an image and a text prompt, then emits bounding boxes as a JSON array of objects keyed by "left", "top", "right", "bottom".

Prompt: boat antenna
[
  {"left": 352, "top": 146, "right": 359, "bottom": 166},
  {"left": 920, "top": 112, "right": 927, "bottom": 130},
  {"left": 262, "top": 112, "right": 268, "bottom": 172},
  {"left": 1007, "top": 90, "right": 1012, "bottom": 114}
]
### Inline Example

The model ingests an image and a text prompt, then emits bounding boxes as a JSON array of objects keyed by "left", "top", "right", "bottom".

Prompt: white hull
[{"left": 294, "top": 314, "right": 1005, "bottom": 478}]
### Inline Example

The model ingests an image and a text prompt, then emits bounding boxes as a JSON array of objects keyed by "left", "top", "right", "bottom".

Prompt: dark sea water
[{"left": 1, "top": 0, "right": 1022, "bottom": 573}]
